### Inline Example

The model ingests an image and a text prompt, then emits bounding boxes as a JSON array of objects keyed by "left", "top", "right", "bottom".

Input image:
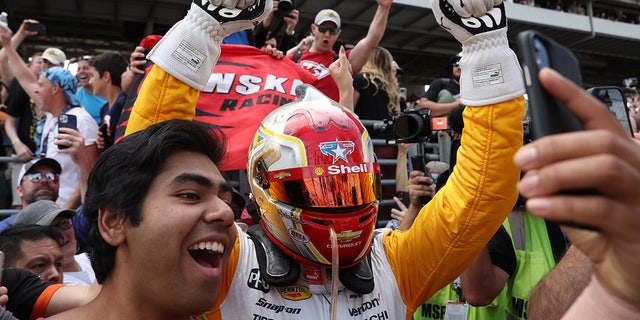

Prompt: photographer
[{"left": 253, "top": 0, "right": 299, "bottom": 52}]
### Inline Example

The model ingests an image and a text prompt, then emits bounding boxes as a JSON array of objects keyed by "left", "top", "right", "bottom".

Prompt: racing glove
[
  {"left": 431, "top": 0, "right": 524, "bottom": 106},
  {"left": 148, "top": 0, "right": 273, "bottom": 90}
]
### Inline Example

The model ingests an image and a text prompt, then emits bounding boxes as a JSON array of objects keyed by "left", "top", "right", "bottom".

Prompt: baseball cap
[
  {"left": 392, "top": 61, "right": 404, "bottom": 75},
  {"left": 41, "top": 67, "right": 80, "bottom": 106},
  {"left": 42, "top": 48, "right": 67, "bottom": 66},
  {"left": 450, "top": 51, "right": 463, "bottom": 63},
  {"left": 14, "top": 200, "right": 76, "bottom": 226},
  {"left": 18, "top": 157, "right": 62, "bottom": 183},
  {"left": 315, "top": 9, "right": 341, "bottom": 28}
]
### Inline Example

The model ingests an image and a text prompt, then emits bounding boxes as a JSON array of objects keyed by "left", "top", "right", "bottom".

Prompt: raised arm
[
  {"left": 347, "top": 0, "right": 392, "bottom": 74},
  {"left": 0, "top": 23, "right": 42, "bottom": 106},
  {"left": 0, "top": 19, "right": 39, "bottom": 86}
]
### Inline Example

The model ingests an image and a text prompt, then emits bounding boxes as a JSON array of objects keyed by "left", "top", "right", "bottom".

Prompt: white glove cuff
[{"left": 459, "top": 30, "right": 525, "bottom": 106}]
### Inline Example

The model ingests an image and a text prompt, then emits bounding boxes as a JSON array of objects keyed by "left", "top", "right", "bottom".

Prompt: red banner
[{"left": 116, "top": 44, "right": 317, "bottom": 171}]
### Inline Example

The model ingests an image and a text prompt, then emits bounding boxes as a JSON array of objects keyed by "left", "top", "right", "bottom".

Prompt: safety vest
[
  {"left": 503, "top": 209, "right": 556, "bottom": 320},
  {"left": 413, "top": 281, "right": 508, "bottom": 320}
]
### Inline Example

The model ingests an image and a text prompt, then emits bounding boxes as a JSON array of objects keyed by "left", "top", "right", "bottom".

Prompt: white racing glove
[
  {"left": 431, "top": 0, "right": 524, "bottom": 106},
  {"left": 148, "top": 0, "right": 273, "bottom": 90}
]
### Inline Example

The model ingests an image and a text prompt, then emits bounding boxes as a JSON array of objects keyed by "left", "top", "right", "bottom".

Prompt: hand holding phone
[
  {"left": 410, "top": 154, "right": 432, "bottom": 206},
  {"left": 58, "top": 114, "right": 77, "bottom": 150},
  {"left": 24, "top": 22, "right": 46, "bottom": 35}
]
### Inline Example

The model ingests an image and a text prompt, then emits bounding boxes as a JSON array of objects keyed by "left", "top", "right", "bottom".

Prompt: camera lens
[{"left": 278, "top": 0, "right": 293, "bottom": 13}]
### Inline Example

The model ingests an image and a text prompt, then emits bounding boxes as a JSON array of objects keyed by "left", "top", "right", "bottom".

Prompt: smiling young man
[{"left": 46, "top": 120, "right": 236, "bottom": 319}]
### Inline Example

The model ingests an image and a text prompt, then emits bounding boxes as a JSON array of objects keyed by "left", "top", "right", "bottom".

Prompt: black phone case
[
  {"left": 25, "top": 22, "right": 46, "bottom": 35},
  {"left": 517, "top": 30, "right": 583, "bottom": 139},
  {"left": 58, "top": 114, "right": 77, "bottom": 149}
]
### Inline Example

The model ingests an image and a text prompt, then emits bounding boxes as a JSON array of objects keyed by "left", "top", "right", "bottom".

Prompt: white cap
[
  {"left": 314, "top": 9, "right": 341, "bottom": 29},
  {"left": 42, "top": 48, "right": 66, "bottom": 66}
]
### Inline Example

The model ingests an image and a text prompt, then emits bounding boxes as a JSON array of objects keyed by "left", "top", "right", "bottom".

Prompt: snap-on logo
[
  {"left": 288, "top": 228, "right": 309, "bottom": 243},
  {"left": 319, "top": 140, "right": 355, "bottom": 163}
]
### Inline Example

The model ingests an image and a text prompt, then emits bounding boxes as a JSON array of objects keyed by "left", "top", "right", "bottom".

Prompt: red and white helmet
[{"left": 248, "top": 85, "right": 381, "bottom": 268}]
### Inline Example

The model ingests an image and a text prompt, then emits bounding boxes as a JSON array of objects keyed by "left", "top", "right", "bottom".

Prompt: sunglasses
[
  {"left": 316, "top": 24, "right": 339, "bottom": 35},
  {"left": 53, "top": 218, "right": 73, "bottom": 231},
  {"left": 25, "top": 171, "right": 59, "bottom": 183},
  {"left": 452, "top": 61, "right": 460, "bottom": 67},
  {"left": 79, "top": 55, "right": 93, "bottom": 61}
]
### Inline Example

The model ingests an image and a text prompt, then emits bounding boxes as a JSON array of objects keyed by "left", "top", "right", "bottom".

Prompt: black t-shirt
[
  {"left": 2, "top": 268, "right": 50, "bottom": 320},
  {"left": 423, "top": 78, "right": 460, "bottom": 102},
  {"left": 5, "top": 79, "right": 38, "bottom": 152},
  {"left": 353, "top": 74, "right": 394, "bottom": 122}
]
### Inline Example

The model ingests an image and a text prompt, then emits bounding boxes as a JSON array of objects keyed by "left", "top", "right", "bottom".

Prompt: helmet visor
[{"left": 265, "top": 162, "right": 381, "bottom": 209}]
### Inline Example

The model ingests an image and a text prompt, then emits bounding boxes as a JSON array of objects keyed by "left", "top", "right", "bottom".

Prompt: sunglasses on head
[
  {"left": 25, "top": 171, "right": 59, "bottom": 183},
  {"left": 79, "top": 55, "right": 93, "bottom": 61},
  {"left": 316, "top": 24, "right": 339, "bottom": 35}
]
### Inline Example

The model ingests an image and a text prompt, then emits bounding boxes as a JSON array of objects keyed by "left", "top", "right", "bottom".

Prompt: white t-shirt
[
  {"left": 41, "top": 107, "right": 98, "bottom": 207},
  {"left": 64, "top": 252, "right": 97, "bottom": 286}
]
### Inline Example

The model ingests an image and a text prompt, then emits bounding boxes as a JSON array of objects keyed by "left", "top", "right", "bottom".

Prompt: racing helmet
[{"left": 248, "top": 85, "right": 381, "bottom": 268}]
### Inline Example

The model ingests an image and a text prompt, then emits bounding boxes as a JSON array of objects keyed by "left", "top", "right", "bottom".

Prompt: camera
[
  {"left": 275, "top": 0, "right": 294, "bottom": 18},
  {"left": 373, "top": 108, "right": 432, "bottom": 144}
]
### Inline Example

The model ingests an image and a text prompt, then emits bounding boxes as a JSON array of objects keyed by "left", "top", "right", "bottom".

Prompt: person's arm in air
[
  {"left": 347, "top": 0, "right": 392, "bottom": 74},
  {"left": 527, "top": 245, "right": 591, "bottom": 320},
  {"left": 382, "top": 1, "right": 526, "bottom": 314},
  {"left": 125, "top": 0, "right": 272, "bottom": 136},
  {"left": 0, "top": 19, "right": 39, "bottom": 87},
  {"left": 0, "top": 23, "right": 42, "bottom": 107}
]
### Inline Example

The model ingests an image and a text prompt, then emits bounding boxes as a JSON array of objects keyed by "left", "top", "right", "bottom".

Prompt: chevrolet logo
[
  {"left": 273, "top": 172, "right": 291, "bottom": 180},
  {"left": 335, "top": 230, "right": 362, "bottom": 242}
]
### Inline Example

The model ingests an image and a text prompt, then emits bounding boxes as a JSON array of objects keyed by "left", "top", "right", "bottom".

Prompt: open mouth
[{"left": 188, "top": 241, "right": 224, "bottom": 268}]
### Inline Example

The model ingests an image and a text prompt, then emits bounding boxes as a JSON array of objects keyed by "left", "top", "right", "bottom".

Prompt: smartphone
[
  {"left": 98, "top": 122, "right": 112, "bottom": 146},
  {"left": 517, "top": 30, "right": 600, "bottom": 231},
  {"left": 586, "top": 86, "right": 634, "bottom": 137},
  {"left": 410, "top": 154, "right": 432, "bottom": 206},
  {"left": 25, "top": 22, "right": 46, "bottom": 35},
  {"left": 58, "top": 114, "right": 77, "bottom": 150},
  {"left": 517, "top": 30, "right": 584, "bottom": 139}
]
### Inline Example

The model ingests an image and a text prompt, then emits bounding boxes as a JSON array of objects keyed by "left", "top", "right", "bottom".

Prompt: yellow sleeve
[
  {"left": 124, "top": 65, "right": 200, "bottom": 137},
  {"left": 383, "top": 97, "right": 524, "bottom": 317}
]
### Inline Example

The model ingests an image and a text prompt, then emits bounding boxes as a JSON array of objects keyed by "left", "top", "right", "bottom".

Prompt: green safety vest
[
  {"left": 413, "top": 282, "right": 508, "bottom": 320},
  {"left": 503, "top": 209, "right": 556, "bottom": 320}
]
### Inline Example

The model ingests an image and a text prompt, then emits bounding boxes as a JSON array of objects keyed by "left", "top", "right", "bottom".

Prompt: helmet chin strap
[{"left": 329, "top": 225, "right": 339, "bottom": 320}]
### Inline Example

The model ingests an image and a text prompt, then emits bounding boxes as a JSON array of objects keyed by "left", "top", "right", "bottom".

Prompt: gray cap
[{"left": 14, "top": 200, "right": 76, "bottom": 226}]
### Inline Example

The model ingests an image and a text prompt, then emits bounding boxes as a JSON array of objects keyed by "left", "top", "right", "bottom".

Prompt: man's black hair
[
  {"left": 90, "top": 52, "right": 129, "bottom": 87},
  {"left": 0, "top": 224, "right": 63, "bottom": 267},
  {"left": 84, "top": 120, "right": 227, "bottom": 283}
]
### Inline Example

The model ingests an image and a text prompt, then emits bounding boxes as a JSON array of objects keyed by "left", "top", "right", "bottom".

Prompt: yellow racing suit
[{"left": 127, "top": 65, "right": 524, "bottom": 320}]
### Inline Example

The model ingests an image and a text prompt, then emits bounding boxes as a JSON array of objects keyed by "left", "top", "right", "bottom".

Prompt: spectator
[
  {"left": 417, "top": 52, "right": 463, "bottom": 117},
  {"left": 0, "top": 224, "right": 64, "bottom": 283},
  {"left": 0, "top": 25, "right": 98, "bottom": 209},
  {"left": 0, "top": 157, "right": 61, "bottom": 230},
  {"left": 287, "top": 1, "right": 392, "bottom": 102},
  {"left": 50, "top": 120, "right": 235, "bottom": 318},
  {"left": 14, "top": 200, "right": 96, "bottom": 286},
  {"left": 460, "top": 201, "right": 569, "bottom": 319},
  {"left": 74, "top": 55, "right": 107, "bottom": 124},
  {"left": 515, "top": 67, "right": 640, "bottom": 319},
  {"left": 353, "top": 46, "right": 401, "bottom": 126},
  {"left": 253, "top": 0, "right": 299, "bottom": 52},
  {"left": 88, "top": 52, "right": 128, "bottom": 150},
  {"left": 128, "top": 0, "right": 526, "bottom": 317}
]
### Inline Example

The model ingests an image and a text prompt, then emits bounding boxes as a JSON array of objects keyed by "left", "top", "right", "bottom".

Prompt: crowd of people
[{"left": 0, "top": 0, "right": 637, "bottom": 319}]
